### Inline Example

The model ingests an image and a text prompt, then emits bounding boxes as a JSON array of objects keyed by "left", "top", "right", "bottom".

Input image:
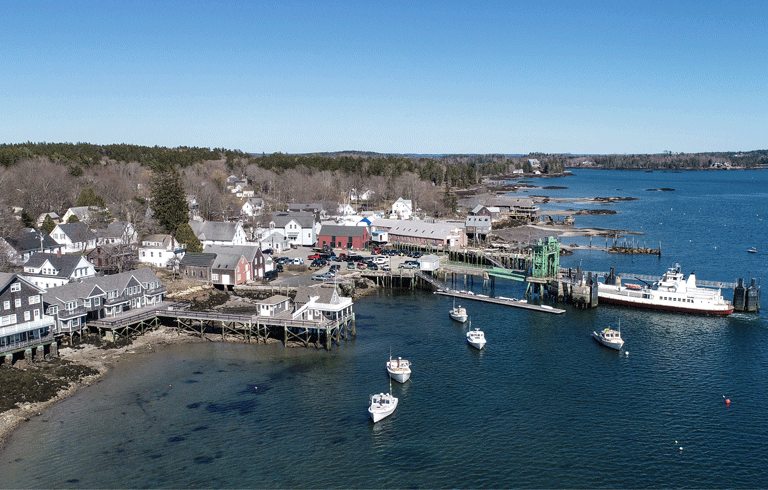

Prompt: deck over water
[{"left": 434, "top": 290, "right": 566, "bottom": 314}]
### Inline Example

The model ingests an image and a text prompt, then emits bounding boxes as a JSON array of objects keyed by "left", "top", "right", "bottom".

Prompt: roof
[
  {"left": 189, "top": 221, "right": 240, "bottom": 241},
  {"left": 95, "top": 221, "right": 132, "bottom": 239},
  {"left": 255, "top": 294, "right": 291, "bottom": 305},
  {"left": 0, "top": 273, "right": 44, "bottom": 294},
  {"left": 212, "top": 252, "right": 242, "bottom": 270},
  {"left": 43, "top": 281, "right": 105, "bottom": 305},
  {"left": 180, "top": 252, "right": 216, "bottom": 267},
  {"left": 141, "top": 234, "right": 174, "bottom": 247},
  {"left": 57, "top": 222, "right": 97, "bottom": 242},
  {"left": 318, "top": 225, "right": 368, "bottom": 238},
  {"left": 271, "top": 212, "right": 315, "bottom": 229},
  {"left": 204, "top": 244, "right": 260, "bottom": 261},
  {"left": 370, "top": 218, "right": 463, "bottom": 240},
  {"left": 24, "top": 252, "right": 89, "bottom": 278},
  {"left": 294, "top": 285, "right": 338, "bottom": 305},
  {"left": 6, "top": 229, "right": 59, "bottom": 253}
]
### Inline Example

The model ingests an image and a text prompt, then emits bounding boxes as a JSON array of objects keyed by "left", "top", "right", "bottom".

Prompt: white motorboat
[
  {"left": 449, "top": 298, "right": 468, "bottom": 323},
  {"left": 466, "top": 322, "right": 486, "bottom": 350},
  {"left": 748, "top": 247, "right": 757, "bottom": 254},
  {"left": 386, "top": 356, "right": 411, "bottom": 383},
  {"left": 368, "top": 391, "right": 398, "bottom": 423},
  {"left": 592, "top": 326, "right": 624, "bottom": 350}
]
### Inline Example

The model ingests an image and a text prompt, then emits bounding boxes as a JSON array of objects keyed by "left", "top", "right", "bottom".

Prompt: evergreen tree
[
  {"left": 76, "top": 188, "right": 105, "bottom": 208},
  {"left": 175, "top": 222, "right": 202, "bottom": 253},
  {"left": 150, "top": 167, "right": 188, "bottom": 234},
  {"left": 67, "top": 215, "right": 80, "bottom": 223},
  {"left": 41, "top": 215, "right": 56, "bottom": 234}
]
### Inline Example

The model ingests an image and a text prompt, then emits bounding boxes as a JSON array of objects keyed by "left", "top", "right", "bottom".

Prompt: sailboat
[
  {"left": 369, "top": 376, "right": 398, "bottom": 423},
  {"left": 449, "top": 297, "right": 468, "bottom": 323}
]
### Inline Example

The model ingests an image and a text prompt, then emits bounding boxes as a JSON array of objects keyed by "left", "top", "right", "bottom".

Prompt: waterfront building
[
  {"left": 317, "top": 224, "right": 370, "bottom": 250},
  {"left": 370, "top": 218, "right": 467, "bottom": 248},
  {"left": 0, "top": 273, "right": 56, "bottom": 358}
]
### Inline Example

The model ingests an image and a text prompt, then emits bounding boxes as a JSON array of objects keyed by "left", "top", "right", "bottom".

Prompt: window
[
  {"left": 29, "top": 295, "right": 40, "bottom": 305},
  {"left": 3, "top": 301, "right": 8, "bottom": 310},
  {"left": 24, "top": 311, "right": 30, "bottom": 321},
  {"left": 94, "top": 298, "right": 100, "bottom": 306},
  {"left": 15, "top": 298, "right": 21, "bottom": 308},
  {"left": 11, "top": 283, "right": 20, "bottom": 292}
]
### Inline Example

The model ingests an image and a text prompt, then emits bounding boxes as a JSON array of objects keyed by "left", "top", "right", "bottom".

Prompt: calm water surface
[{"left": 1, "top": 170, "right": 767, "bottom": 488}]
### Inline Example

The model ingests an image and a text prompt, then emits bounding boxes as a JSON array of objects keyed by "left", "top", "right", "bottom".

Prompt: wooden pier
[
  {"left": 434, "top": 289, "right": 565, "bottom": 314},
  {"left": 88, "top": 302, "right": 356, "bottom": 350}
]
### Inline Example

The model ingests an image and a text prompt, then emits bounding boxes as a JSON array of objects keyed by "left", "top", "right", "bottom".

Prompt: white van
[{"left": 373, "top": 256, "right": 389, "bottom": 264}]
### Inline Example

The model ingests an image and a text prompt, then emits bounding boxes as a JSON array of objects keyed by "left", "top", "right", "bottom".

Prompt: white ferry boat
[{"left": 598, "top": 264, "right": 733, "bottom": 315}]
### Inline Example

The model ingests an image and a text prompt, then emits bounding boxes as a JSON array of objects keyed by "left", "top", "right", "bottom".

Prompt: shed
[{"left": 419, "top": 254, "right": 440, "bottom": 272}]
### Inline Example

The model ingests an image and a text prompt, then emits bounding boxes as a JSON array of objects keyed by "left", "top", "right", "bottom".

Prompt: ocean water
[{"left": 1, "top": 169, "right": 767, "bottom": 488}]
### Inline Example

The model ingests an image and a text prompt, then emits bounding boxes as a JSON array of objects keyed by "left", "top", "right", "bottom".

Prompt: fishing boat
[
  {"left": 386, "top": 355, "right": 411, "bottom": 383},
  {"left": 466, "top": 321, "right": 486, "bottom": 350},
  {"left": 598, "top": 264, "right": 734, "bottom": 315},
  {"left": 449, "top": 297, "right": 468, "bottom": 323},
  {"left": 748, "top": 247, "right": 757, "bottom": 254},
  {"left": 369, "top": 376, "right": 398, "bottom": 423},
  {"left": 592, "top": 323, "right": 624, "bottom": 351}
]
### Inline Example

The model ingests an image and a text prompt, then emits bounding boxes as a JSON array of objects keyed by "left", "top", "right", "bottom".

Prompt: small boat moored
[
  {"left": 466, "top": 321, "right": 486, "bottom": 350},
  {"left": 386, "top": 356, "right": 411, "bottom": 383},
  {"left": 592, "top": 325, "right": 624, "bottom": 351},
  {"left": 449, "top": 298, "right": 468, "bottom": 323},
  {"left": 368, "top": 391, "right": 398, "bottom": 423}
]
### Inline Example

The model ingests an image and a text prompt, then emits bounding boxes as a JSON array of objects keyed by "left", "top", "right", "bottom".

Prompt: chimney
[{"left": 57, "top": 248, "right": 62, "bottom": 258}]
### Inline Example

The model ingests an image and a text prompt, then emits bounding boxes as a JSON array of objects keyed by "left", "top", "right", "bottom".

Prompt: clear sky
[{"left": 2, "top": 1, "right": 766, "bottom": 155}]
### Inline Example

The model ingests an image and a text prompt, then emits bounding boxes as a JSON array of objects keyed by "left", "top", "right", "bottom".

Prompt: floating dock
[{"left": 434, "top": 289, "right": 566, "bottom": 314}]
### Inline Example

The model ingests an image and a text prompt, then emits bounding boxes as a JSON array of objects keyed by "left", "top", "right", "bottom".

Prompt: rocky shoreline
[{"left": 0, "top": 326, "right": 204, "bottom": 449}]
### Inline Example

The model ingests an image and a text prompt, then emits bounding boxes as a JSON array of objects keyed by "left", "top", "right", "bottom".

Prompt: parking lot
[{"left": 264, "top": 246, "right": 423, "bottom": 287}]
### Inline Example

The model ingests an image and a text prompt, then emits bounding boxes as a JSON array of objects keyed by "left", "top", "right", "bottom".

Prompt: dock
[{"left": 434, "top": 289, "right": 566, "bottom": 314}]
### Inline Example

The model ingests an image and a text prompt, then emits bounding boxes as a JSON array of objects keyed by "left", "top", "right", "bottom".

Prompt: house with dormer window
[
  {"left": 50, "top": 222, "right": 98, "bottom": 253},
  {"left": 138, "top": 234, "right": 185, "bottom": 268},
  {"left": 23, "top": 252, "right": 98, "bottom": 289}
]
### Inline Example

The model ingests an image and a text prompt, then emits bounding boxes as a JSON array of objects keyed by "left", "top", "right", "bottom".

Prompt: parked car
[
  {"left": 262, "top": 248, "right": 273, "bottom": 255},
  {"left": 356, "top": 262, "right": 367, "bottom": 270},
  {"left": 293, "top": 257, "right": 304, "bottom": 265},
  {"left": 329, "top": 264, "right": 340, "bottom": 272},
  {"left": 399, "top": 262, "right": 418, "bottom": 269},
  {"left": 367, "top": 263, "right": 379, "bottom": 270},
  {"left": 264, "top": 270, "right": 278, "bottom": 281},
  {"left": 347, "top": 261, "right": 356, "bottom": 269},
  {"left": 308, "top": 253, "right": 320, "bottom": 260},
  {"left": 312, "top": 272, "right": 334, "bottom": 281},
  {"left": 276, "top": 263, "right": 283, "bottom": 272},
  {"left": 381, "top": 264, "right": 391, "bottom": 271},
  {"left": 372, "top": 248, "right": 381, "bottom": 255}
]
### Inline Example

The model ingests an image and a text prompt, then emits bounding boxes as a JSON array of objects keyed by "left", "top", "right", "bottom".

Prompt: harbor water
[{"left": 1, "top": 169, "right": 767, "bottom": 488}]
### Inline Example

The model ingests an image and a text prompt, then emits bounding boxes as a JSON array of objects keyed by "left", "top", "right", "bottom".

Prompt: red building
[{"left": 317, "top": 225, "right": 370, "bottom": 250}]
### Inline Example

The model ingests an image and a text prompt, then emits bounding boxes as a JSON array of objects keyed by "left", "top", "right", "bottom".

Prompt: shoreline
[{"left": 0, "top": 326, "right": 204, "bottom": 450}]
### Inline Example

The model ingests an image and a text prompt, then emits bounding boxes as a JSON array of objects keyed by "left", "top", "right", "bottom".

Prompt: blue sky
[{"left": 2, "top": 1, "right": 766, "bottom": 154}]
